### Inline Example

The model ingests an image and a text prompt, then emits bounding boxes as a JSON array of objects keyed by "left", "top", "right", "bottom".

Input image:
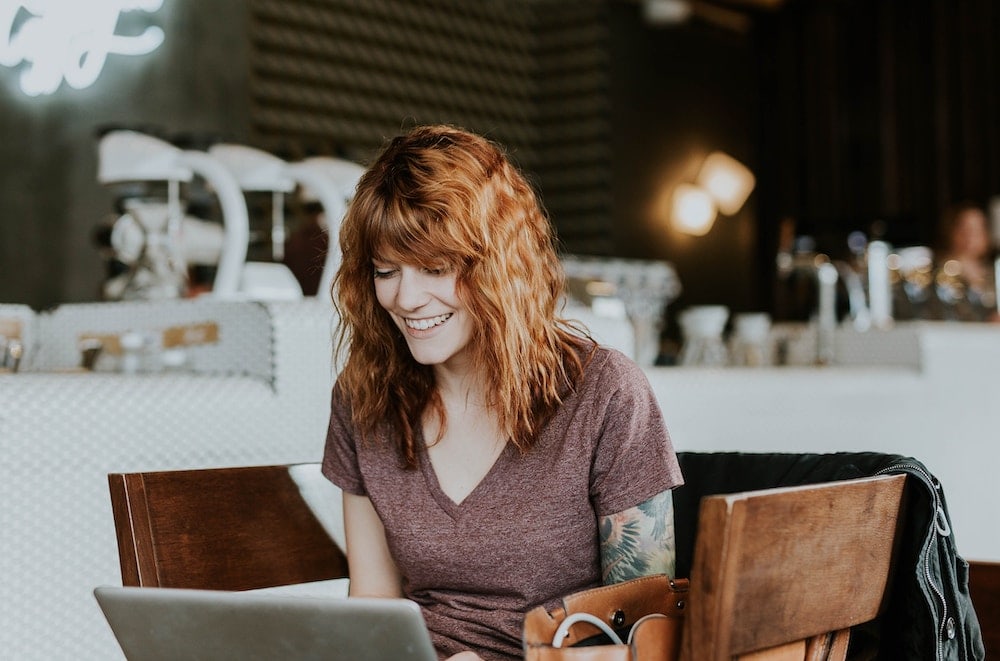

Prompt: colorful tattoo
[{"left": 599, "top": 489, "right": 676, "bottom": 584}]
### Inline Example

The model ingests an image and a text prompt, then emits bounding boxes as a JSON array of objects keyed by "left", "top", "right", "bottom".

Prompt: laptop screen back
[{"left": 94, "top": 585, "right": 438, "bottom": 661}]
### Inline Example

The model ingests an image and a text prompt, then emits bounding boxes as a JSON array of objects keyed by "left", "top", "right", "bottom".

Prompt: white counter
[
  {"left": 1, "top": 299, "right": 339, "bottom": 661},
  {"left": 646, "top": 321, "right": 1000, "bottom": 564}
]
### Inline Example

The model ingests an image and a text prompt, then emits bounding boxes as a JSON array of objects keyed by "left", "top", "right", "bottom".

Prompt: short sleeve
[
  {"left": 320, "top": 381, "right": 367, "bottom": 495},
  {"left": 588, "top": 351, "right": 682, "bottom": 516}
]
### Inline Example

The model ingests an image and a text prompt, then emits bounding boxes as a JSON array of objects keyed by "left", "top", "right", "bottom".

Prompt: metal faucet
[
  {"left": 832, "top": 261, "right": 872, "bottom": 331},
  {"left": 815, "top": 262, "right": 838, "bottom": 364},
  {"left": 815, "top": 259, "right": 873, "bottom": 365},
  {"left": 814, "top": 240, "right": 894, "bottom": 365}
]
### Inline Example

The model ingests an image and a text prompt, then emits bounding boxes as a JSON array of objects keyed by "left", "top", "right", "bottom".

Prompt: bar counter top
[{"left": 643, "top": 321, "right": 999, "bottom": 565}]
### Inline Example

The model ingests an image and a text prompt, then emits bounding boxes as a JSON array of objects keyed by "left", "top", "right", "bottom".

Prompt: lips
[{"left": 404, "top": 313, "right": 453, "bottom": 331}]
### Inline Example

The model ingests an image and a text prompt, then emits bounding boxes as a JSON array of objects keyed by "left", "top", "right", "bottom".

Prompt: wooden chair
[
  {"left": 108, "top": 463, "right": 349, "bottom": 591},
  {"left": 680, "top": 473, "right": 907, "bottom": 661}
]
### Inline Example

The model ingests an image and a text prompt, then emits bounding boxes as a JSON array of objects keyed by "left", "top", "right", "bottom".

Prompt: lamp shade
[
  {"left": 697, "top": 151, "right": 755, "bottom": 215},
  {"left": 672, "top": 183, "right": 717, "bottom": 236}
]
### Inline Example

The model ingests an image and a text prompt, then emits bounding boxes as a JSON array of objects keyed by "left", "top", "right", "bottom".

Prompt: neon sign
[{"left": 0, "top": 0, "right": 165, "bottom": 96}]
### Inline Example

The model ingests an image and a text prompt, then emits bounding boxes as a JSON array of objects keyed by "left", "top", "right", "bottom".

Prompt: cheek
[
  {"left": 442, "top": 275, "right": 466, "bottom": 308},
  {"left": 373, "top": 280, "right": 395, "bottom": 311}
]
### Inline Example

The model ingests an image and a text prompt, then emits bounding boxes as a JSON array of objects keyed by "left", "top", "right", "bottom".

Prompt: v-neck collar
[{"left": 419, "top": 439, "right": 513, "bottom": 520}]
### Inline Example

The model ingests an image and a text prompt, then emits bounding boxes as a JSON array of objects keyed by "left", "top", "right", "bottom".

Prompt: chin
[
  {"left": 408, "top": 355, "right": 441, "bottom": 366},
  {"left": 405, "top": 349, "right": 451, "bottom": 366}
]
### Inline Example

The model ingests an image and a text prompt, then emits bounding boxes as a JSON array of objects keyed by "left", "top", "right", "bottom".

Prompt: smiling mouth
[{"left": 404, "top": 313, "right": 453, "bottom": 330}]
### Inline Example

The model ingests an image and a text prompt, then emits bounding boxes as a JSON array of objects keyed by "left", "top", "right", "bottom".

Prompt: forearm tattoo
[{"left": 598, "top": 489, "right": 676, "bottom": 584}]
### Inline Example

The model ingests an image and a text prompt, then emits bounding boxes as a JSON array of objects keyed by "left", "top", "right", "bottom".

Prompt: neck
[{"left": 433, "top": 364, "right": 487, "bottom": 411}]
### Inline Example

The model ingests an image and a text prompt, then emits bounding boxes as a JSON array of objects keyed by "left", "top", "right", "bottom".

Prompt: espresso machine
[
  {"left": 97, "top": 130, "right": 306, "bottom": 301},
  {"left": 207, "top": 144, "right": 365, "bottom": 297}
]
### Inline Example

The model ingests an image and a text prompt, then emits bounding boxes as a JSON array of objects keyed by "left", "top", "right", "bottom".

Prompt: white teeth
[{"left": 405, "top": 313, "right": 452, "bottom": 330}]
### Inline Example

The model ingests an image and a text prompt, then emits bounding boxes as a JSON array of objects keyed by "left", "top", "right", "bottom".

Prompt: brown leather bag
[{"left": 522, "top": 574, "right": 688, "bottom": 661}]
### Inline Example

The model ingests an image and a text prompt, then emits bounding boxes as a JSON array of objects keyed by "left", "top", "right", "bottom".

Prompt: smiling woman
[{"left": 321, "top": 124, "right": 683, "bottom": 661}]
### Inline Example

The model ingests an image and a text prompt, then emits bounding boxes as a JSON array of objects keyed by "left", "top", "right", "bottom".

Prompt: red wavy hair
[{"left": 332, "top": 124, "right": 594, "bottom": 467}]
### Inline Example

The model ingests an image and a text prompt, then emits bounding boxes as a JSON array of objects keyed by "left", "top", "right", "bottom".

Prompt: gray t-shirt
[{"left": 322, "top": 346, "right": 682, "bottom": 660}]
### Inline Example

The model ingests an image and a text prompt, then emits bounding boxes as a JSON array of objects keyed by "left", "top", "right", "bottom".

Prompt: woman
[
  {"left": 321, "top": 125, "right": 682, "bottom": 661},
  {"left": 934, "top": 201, "right": 998, "bottom": 322}
]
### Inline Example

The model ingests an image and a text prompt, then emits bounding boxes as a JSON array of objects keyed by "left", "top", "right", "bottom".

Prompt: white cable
[{"left": 551, "top": 612, "right": 624, "bottom": 648}]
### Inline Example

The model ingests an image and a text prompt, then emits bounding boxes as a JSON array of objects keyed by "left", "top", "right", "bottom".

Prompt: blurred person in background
[{"left": 933, "top": 201, "right": 998, "bottom": 322}]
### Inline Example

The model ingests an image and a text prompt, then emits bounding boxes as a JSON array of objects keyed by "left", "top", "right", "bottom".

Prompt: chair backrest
[
  {"left": 680, "top": 473, "right": 907, "bottom": 661},
  {"left": 108, "top": 463, "right": 349, "bottom": 591}
]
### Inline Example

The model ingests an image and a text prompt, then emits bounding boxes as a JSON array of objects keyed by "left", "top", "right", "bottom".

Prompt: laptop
[{"left": 94, "top": 585, "right": 439, "bottom": 661}]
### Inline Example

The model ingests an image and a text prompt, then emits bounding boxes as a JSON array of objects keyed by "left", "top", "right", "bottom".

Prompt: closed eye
[{"left": 372, "top": 262, "right": 451, "bottom": 278}]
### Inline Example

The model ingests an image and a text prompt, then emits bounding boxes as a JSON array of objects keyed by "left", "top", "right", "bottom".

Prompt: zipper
[{"left": 876, "top": 461, "right": 948, "bottom": 661}]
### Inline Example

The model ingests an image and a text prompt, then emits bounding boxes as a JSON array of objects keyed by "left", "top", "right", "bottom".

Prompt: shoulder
[
  {"left": 328, "top": 378, "right": 354, "bottom": 420},
  {"left": 580, "top": 345, "right": 648, "bottom": 390}
]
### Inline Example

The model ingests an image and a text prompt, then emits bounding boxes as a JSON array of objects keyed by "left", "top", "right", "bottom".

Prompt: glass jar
[{"left": 678, "top": 306, "right": 730, "bottom": 367}]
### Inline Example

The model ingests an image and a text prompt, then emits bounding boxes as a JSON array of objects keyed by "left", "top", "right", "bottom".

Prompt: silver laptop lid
[{"left": 94, "top": 586, "right": 438, "bottom": 661}]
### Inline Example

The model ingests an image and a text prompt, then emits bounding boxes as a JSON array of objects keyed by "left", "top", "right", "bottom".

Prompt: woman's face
[
  {"left": 952, "top": 209, "right": 991, "bottom": 259},
  {"left": 372, "top": 259, "right": 476, "bottom": 373}
]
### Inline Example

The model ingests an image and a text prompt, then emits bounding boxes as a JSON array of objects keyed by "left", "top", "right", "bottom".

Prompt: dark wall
[
  {"left": 755, "top": 0, "right": 1000, "bottom": 292},
  {"left": 5, "top": 0, "right": 998, "bottom": 317},
  {"left": 243, "top": 0, "right": 611, "bottom": 254},
  {"left": 608, "top": 4, "right": 760, "bottom": 320},
  {"left": 1, "top": 1, "right": 610, "bottom": 310},
  {"left": 609, "top": 0, "right": 1000, "bottom": 321},
  {"left": 0, "top": 1, "right": 251, "bottom": 310}
]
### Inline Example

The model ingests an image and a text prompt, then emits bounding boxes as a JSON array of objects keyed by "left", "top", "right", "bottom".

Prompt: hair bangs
[{"left": 367, "top": 197, "right": 477, "bottom": 273}]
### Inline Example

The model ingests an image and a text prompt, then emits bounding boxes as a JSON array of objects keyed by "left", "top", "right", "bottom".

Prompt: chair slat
[{"left": 108, "top": 464, "right": 348, "bottom": 591}]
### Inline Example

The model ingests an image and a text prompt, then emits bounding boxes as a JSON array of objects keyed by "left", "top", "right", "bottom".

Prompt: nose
[{"left": 395, "top": 267, "right": 430, "bottom": 311}]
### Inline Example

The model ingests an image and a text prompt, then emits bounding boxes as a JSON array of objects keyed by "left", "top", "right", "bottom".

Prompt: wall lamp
[{"left": 671, "top": 151, "right": 755, "bottom": 236}]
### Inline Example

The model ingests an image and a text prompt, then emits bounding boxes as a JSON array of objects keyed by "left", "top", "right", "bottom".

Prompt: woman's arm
[
  {"left": 598, "top": 488, "right": 676, "bottom": 584},
  {"left": 342, "top": 492, "right": 403, "bottom": 597}
]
